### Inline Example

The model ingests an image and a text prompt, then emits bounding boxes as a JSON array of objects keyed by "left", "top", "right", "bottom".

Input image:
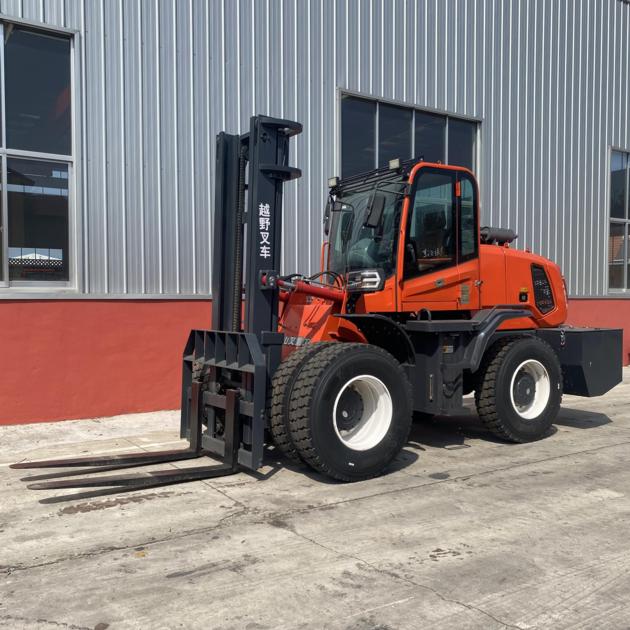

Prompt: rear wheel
[
  {"left": 475, "top": 336, "right": 562, "bottom": 443},
  {"left": 288, "top": 343, "right": 412, "bottom": 481}
]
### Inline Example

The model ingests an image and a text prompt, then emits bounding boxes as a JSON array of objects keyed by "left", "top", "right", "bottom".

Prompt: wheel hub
[
  {"left": 509, "top": 359, "right": 552, "bottom": 420},
  {"left": 332, "top": 374, "right": 394, "bottom": 451},
  {"left": 512, "top": 371, "right": 536, "bottom": 407},
  {"left": 335, "top": 387, "right": 364, "bottom": 431}
]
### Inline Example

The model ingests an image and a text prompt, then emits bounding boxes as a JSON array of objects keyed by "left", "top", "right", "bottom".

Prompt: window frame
[
  {"left": 609, "top": 147, "right": 630, "bottom": 294},
  {"left": 337, "top": 90, "right": 480, "bottom": 179},
  {"left": 457, "top": 171, "right": 479, "bottom": 264},
  {"left": 0, "top": 19, "right": 77, "bottom": 291}
]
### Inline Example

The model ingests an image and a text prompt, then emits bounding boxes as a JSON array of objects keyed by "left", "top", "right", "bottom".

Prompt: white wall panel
[{"left": 0, "top": 0, "right": 626, "bottom": 297}]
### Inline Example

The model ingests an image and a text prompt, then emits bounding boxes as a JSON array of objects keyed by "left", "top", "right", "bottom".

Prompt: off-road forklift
[{"left": 13, "top": 115, "right": 622, "bottom": 492}]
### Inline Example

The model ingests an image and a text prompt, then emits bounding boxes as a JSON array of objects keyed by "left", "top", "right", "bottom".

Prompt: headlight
[{"left": 346, "top": 269, "right": 385, "bottom": 293}]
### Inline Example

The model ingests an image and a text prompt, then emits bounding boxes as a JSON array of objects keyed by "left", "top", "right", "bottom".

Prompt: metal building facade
[{"left": 1, "top": 0, "right": 627, "bottom": 297}]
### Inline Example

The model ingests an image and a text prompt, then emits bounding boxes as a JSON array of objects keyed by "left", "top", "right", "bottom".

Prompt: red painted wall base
[
  {"left": 566, "top": 299, "right": 630, "bottom": 367},
  {"left": 0, "top": 300, "right": 211, "bottom": 425},
  {"left": 0, "top": 298, "right": 626, "bottom": 425}
]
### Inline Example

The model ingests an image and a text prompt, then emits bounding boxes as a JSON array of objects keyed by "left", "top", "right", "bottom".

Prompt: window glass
[
  {"left": 327, "top": 188, "right": 402, "bottom": 277},
  {"left": 8, "top": 158, "right": 69, "bottom": 281},
  {"left": 608, "top": 222, "right": 626, "bottom": 290},
  {"left": 341, "top": 95, "right": 479, "bottom": 178},
  {"left": 341, "top": 96, "right": 376, "bottom": 177},
  {"left": 414, "top": 111, "right": 446, "bottom": 163},
  {"left": 611, "top": 151, "right": 627, "bottom": 219},
  {"left": 406, "top": 170, "right": 455, "bottom": 278},
  {"left": 448, "top": 118, "right": 475, "bottom": 170},
  {"left": 5, "top": 27, "right": 71, "bottom": 155},
  {"left": 378, "top": 103, "right": 412, "bottom": 167},
  {"left": 459, "top": 175, "right": 477, "bottom": 260}
]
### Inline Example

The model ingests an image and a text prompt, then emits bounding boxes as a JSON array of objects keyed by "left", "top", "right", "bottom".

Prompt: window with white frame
[
  {"left": 0, "top": 24, "right": 72, "bottom": 285},
  {"left": 340, "top": 94, "right": 478, "bottom": 178},
  {"left": 609, "top": 150, "right": 630, "bottom": 292}
]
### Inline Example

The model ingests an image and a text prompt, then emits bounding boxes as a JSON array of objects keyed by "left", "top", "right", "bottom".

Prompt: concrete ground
[{"left": 2, "top": 369, "right": 630, "bottom": 630}]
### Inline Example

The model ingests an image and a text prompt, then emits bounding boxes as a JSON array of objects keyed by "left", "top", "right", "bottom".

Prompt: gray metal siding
[{"left": 0, "top": 0, "right": 627, "bottom": 297}]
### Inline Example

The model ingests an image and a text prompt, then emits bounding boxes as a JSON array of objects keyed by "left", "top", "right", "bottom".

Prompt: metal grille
[{"left": 532, "top": 265, "right": 555, "bottom": 314}]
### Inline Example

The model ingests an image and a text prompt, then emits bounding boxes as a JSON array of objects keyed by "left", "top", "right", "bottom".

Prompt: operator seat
[{"left": 407, "top": 204, "right": 453, "bottom": 273}]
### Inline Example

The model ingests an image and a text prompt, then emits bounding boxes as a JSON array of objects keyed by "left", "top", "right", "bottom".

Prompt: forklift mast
[
  {"left": 180, "top": 116, "right": 302, "bottom": 470},
  {"left": 211, "top": 117, "right": 302, "bottom": 336}
]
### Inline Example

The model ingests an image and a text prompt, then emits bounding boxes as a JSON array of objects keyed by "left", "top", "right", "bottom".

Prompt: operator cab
[
  {"left": 325, "top": 163, "right": 407, "bottom": 285},
  {"left": 325, "top": 159, "right": 479, "bottom": 311}
]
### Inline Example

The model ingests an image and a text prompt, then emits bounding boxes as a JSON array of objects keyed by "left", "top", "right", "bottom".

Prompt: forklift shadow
[
  {"left": 221, "top": 405, "right": 613, "bottom": 486},
  {"left": 406, "top": 412, "right": 507, "bottom": 450},
  {"left": 554, "top": 407, "right": 612, "bottom": 429},
  {"left": 34, "top": 408, "right": 608, "bottom": 501},
  {"left": 264, "top": 445, "right": 421, "bottom": 483}
]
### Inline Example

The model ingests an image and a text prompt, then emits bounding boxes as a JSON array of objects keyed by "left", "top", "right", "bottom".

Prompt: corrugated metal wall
[{"left": 0, "top": 0, "right": 627, "bottom": 297}]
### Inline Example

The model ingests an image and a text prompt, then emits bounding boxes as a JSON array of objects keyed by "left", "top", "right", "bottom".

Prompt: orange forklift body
[{"left": 278, "top": 162, "right": 567, "bottom": 348}]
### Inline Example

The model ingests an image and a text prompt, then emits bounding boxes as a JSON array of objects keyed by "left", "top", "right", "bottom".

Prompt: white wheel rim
[
  {"left": 332, "top": 374, "right": 393, "bottom": 451},
  {"left": 509, "top": 359, "right": 551, "bottom": 419}
]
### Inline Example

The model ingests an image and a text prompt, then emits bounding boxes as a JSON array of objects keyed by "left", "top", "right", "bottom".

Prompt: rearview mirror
[{"left": 364, "top": 193, "right": 386, "bottom": 228}]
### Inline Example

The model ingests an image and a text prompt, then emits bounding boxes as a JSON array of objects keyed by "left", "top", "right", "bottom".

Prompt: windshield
[{"left": 327, "top": 186, "right": 403, "bottom": 277}]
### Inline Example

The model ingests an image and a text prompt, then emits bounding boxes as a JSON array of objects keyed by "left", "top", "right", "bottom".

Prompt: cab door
[{"left": 398, "top": 166, "right": 480, "bottom": 312}]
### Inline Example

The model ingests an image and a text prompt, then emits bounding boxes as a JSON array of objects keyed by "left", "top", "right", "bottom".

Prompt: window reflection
[
  {"left": 7, "top": 159, "right": 69, "bottom": 281},
  {"left": 341, "top": 96, "right": 376, "bottom": 177},
  {"left": 611, "top": 151, "right": 627, "bottom": 220},
  {"left": 341, "top": 95, "right": 476, "bottom": 178},
  {"left": 609, "top": 150, "right": 630, "bottom": 291},
  {"left": 5, "top": 27, "right": 71, "bottom": 155},
  {"left": 378, "top": 104, "right": 412, "bottom": 167},
  {"left": 448, "top": 118, "right": 476, "bottom": 170},
  {"left": 414, "top": 111, "right": 446, "bottom": 163}
]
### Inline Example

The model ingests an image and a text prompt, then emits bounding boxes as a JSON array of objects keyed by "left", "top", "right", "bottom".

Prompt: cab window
[
  {"left": 459, "top": 173, "right": 478, "bottom": 261},
  {"left": 405, "top": 170, "right": 456, "bottom": 278}
]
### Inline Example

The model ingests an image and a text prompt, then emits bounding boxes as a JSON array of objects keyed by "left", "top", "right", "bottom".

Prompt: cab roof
[{"left": 330, "top": 157, "right": 419, "bottom": 196}]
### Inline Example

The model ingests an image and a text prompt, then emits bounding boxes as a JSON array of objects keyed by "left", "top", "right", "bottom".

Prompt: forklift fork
[{"left": 11, "top": 385, "right": 242, "bottom": 492}]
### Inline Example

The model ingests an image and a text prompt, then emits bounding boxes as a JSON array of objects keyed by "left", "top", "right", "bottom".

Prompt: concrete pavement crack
[
  {"left": 6, "top": 438, "right": 630, "bottom": 578},
  {"left": 284, "top": 525, "right": 525, "bottom": 630},
  {"left": 0, "top": 614, "right": 91, "bottom": 630},
  {"left": 2, "top": 506, "right": 252, "bottom": 574},
  {"left": 247, "top": 437, "right": 630, "bottom": 525},
  {"left": 201, "top": 479, "right": 248, "bottom": 508}
]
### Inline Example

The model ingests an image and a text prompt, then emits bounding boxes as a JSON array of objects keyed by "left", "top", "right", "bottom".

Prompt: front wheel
[
  {"left": 288, "top": 343, "right": 413, "bottom": 481},
  {"left": 475, "top": 336, "right": 563, "bottom": 443}
]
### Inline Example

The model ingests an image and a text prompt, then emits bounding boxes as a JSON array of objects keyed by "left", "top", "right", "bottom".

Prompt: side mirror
[{"left": 364, "top": 193, "right": 386, "bottom": 228}]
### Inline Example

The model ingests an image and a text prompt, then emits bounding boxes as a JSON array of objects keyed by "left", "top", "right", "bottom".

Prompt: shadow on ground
[
  {"left": 21, "top": 406, "right": 612, "bottom": 503},
  {"left": 555, "top": 407, "right": 612, "bottom": 429},
  {"left": 407, "top": 411, "right": 504, "bottom": 450}
]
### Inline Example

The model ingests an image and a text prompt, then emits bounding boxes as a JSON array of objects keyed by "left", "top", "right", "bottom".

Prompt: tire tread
[
  {"left": 288, "top": 343, "right": 412, "bottom": 481},
  {"left": 474, "top": 335, "right": 561, "bottom": 443},
  {"left": 267, "top": 342, "right": 330, "bottom": 462}
]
